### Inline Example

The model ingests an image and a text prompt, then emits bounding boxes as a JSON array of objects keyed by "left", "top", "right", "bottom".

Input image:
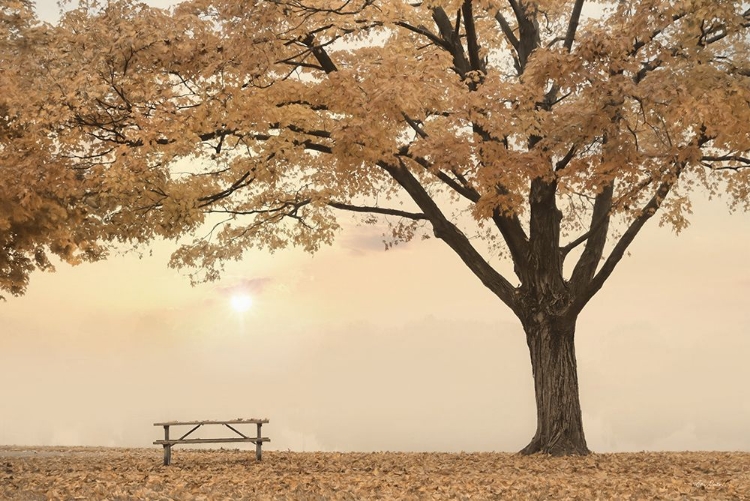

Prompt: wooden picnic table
[{"left": 153, "top": 418, "right": 269, "bottom": 465}]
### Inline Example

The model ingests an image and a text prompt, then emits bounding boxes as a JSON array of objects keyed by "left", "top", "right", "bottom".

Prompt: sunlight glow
[{"left": 230, "top": 294, "right": 253, "bottom": 313}]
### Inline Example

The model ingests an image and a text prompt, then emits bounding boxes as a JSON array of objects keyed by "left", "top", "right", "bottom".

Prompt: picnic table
[{"left": 153, "top": 418, "right": 270, "bottom": 465}]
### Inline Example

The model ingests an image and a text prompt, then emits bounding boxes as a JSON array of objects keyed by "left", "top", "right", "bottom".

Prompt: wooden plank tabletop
[{"left": 154, "top": 419, "right": 269, "bottom": 426}]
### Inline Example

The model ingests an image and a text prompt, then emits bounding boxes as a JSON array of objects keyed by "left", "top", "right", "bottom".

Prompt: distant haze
[{"left": 2, "top": 187, "right": 749, "bottom": 452}]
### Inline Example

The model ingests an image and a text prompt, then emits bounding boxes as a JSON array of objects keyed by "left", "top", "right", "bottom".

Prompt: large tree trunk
[{"left": 519, "top": 313, "right": 590, "bottom": 456}]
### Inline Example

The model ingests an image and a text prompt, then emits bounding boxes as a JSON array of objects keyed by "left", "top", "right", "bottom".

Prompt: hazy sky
[{"left": 2, "top": 1, "right": 749, "bottom": 454}]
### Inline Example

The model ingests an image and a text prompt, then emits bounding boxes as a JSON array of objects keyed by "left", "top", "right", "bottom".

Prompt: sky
[{"left": 1, "top": 0, "right": 749, "bottom": 454}]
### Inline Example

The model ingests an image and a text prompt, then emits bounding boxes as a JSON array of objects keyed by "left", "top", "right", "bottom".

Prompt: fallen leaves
[{"left": 1, "top": 447, "right": 748, "bottom": 500}]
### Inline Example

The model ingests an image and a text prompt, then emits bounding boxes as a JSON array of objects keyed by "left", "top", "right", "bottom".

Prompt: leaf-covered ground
[{"left": 1, "top": 446, "right": 748, "bottom": 500}]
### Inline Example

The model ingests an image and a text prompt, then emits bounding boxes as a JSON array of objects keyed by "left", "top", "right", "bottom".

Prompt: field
[{"left": 1, "top": 446, "right": 748, "bottom": 500}]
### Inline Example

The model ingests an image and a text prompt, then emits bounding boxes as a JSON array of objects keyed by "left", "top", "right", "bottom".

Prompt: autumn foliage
[
  {"left": 3, "top": 0, "right": 750, "bottom": 454},
  {"left": 28, "top": 0, "right": 750, "bottom": 282},
  {"left": 0, "top": 0, "right": 108, "bottom": 297},
  {"left": 2, "top": 447, "right": 750, "bottom": 500}
]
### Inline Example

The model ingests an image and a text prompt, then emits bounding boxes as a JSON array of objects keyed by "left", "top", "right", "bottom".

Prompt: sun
[{"left": 230, "top": 294, "right": 253, "bottom": 313}]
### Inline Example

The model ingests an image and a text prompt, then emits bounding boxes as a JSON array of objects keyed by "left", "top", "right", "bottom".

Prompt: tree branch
[
  {"left": 462, "top": 0, "right": 486, "bottom": 73},
  {"left": 494, "top": 10, "right": 519, "bottom": 50},
  {"left": 301, "top": 33, "right": 338, "bottom": 73},
  {"left": 197, "top": 171, "right": 254, "bottom": 208},
  {"left": 432, "top": 6, "right": 471, "bottom": 77},
  {"left": 402, "top": 112, "right": 428, "bottom": 139},
  {"left": 398, "top": 151, "right": 479, "bottom": 202},
  {"left": 555, "top": 145, "right": 577, "bottom": 171},
  {"left": 563, "top": 0, "right": 585, "bottom": 52},
  {"left": 379, "top": 159, "right": 519, "bottom": 311},
  {"left": 507, "top": 0, "right": 524, "bottom": 22},
  {"left": 701, "top": 155, "right": 750, "bottom": 166},
  {"left": 506, "top": 0, "right": 538, "bottom": 73},
  {"left": 570, "top": 164, "right": 685, "bottom": 314},
  {"left": 328, "top": 201, "right": 427, "bottom": 220},
  {"left": 394, "top": 21, "right": 452, "bottom": 51},
  {"left": 568, "top": 183, "right": 613, "bottom": 296}
]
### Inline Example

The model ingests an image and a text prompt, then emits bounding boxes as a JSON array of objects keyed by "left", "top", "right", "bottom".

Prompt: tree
[
  {"left": 0, "top": 0, "right": 111, "bottom": 298},
  {"left": 33, "top": 0, "right": 750, "bottom": 454},
  {"left": 0, "top": 0, "right": 183, "bottom": 298}
]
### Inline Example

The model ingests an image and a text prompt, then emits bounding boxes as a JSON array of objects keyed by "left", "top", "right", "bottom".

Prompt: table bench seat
[{"left": 154, "top": 437, "right": 270, "bottom": 445}]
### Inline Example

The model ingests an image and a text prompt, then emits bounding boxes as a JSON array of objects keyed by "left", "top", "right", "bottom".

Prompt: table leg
[
  {"left": 163, "top": 425, "right": 171, "bottom": 466},
  {"left": 256, "top": 423, "right": 262, "bottom": 461}
]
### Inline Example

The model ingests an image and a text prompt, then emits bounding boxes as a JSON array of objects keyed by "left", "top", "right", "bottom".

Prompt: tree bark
[{"left": 519, "top": 313, "right": 590, "bottom": 456}]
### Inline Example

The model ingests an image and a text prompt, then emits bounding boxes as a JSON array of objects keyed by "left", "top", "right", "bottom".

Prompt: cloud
[
  {"left": 339, "top": 224, "right": 424, "bottom": 256},
  {"left": 214, "top": 277, "right": 272, "bottom": 297},
  {"left": 339, "top": 226, "right": 388, "bottom": 255}
]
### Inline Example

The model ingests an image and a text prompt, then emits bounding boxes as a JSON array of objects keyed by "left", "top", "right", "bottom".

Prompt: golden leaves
[
  {"left": 3, "top": 0, "right": 750, "bottom": 293},
  {"left": 0, "top": 5, "right": 98, "bottom": 296},
  {"left": 2, "top": 447, "right": 750, "bottom": 500}
]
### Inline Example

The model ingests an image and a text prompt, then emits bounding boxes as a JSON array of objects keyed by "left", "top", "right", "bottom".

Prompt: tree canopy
[
  {"left": 0, "top": 0, "right": 114, "bottom": 297},
  {"left": 29, "top": 0, "right": 750, "bottom": 295}
]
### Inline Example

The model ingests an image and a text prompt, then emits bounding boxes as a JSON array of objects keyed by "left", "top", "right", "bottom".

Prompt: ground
[{"left": 1, "top": 446, "right": 748, "bottom": 500}]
